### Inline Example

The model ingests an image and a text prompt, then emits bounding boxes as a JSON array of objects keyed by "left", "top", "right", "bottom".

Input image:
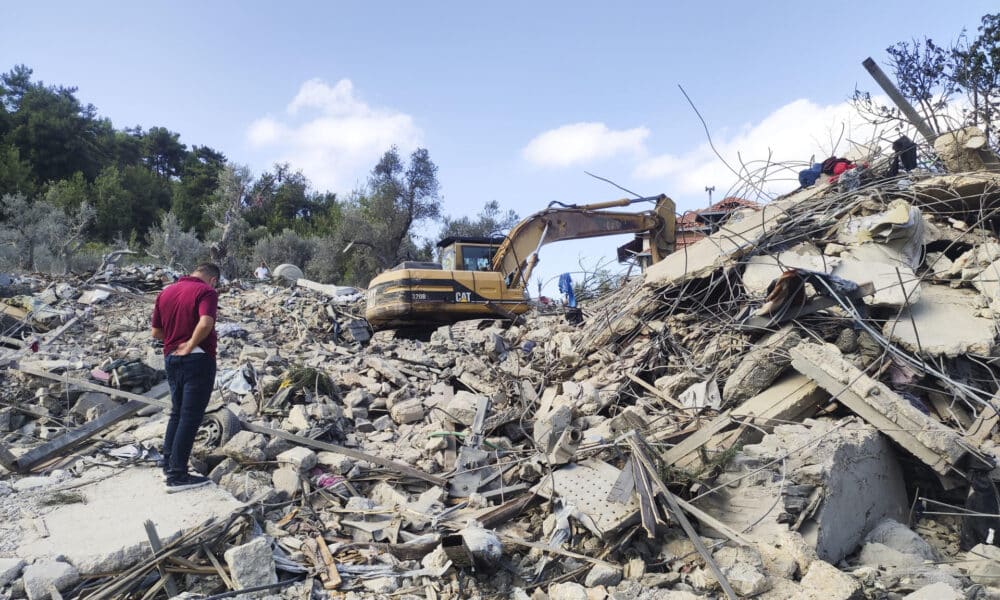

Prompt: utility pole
[
  {"left": 862, "top": 57, "right": 938, "bottom": 143},
  {"left": 705, "top": 186, "right": 715, "bottom": 206}
]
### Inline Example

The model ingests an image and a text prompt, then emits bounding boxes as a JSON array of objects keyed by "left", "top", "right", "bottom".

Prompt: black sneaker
[{"left": 165, "top": 474, "right": 211, "bottom": 493}]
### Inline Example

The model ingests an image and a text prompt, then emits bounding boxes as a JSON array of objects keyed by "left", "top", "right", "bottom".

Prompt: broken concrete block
[
  {"left": 221, "top": 430, "right": 267, "bottom": 463},
  {"left": 209, "top": 457, "right": 238, "bottom": 483},
  {"left": 882, "top": 283, "right": 996, "bottom": 357},
  {"left": 962, "top": 543, "right": 1000, "bottom": 585},
  {"left": 799, "top": 560, "right": 861, "bottom": 600},
  {"left": 223, "top": 536, "right": 277, "bottom": 592},
  {"left": 584, "top": 564, "right": 622, "bottom": 588},
  {"left": 389, "top": 398, "right": 425, "bottom": 424},
  {"left": 364, "top": 356, "right": 408, "bottom": 387},
  {"left": 219, "top": 470, "right": 277, "bottom": 503},
  {"left": 0, "top": 558, "right": 25, "bottom": 587},
  {"left": 933, "top": 126, "right": 1000, "bottom": 172},
  {"left": 70, "top": 391, "right": 116, "bottom": 421},
  {"left": 723, "top": 325, "right": 801, "bottom": 405},
  {"left": 446, "top": 390, "right": 484, "bottom": 426},
  {"left": 645, "top": 200, "right": 792, "bottom": 287},
  {"left": 22, "top": 560, "right": 79, "bottom": 600},
  {"left": 705, "top": 418, "right": 906, "bottom": 564},
  {"left": 316, "top": 451, "right": 353, "bottom": 474},
  {"left": 857, "top": 542, "right": 925, "bottom": 569},
  {"left": 832, "top": 243, "right": 921, "bottom": 307},
  {"left": 271, "top": 466, "right": 300, "bottom": 497},
  {"left": 902, "top": 582, "right": 963, "bottom": 600},
  {"left": 77, "top": 289, "right": 111, "bottom": 305},
  {"left": 791, "top": 342, "right": 968, "bottom": 475},
  {"left": 275, "top": 446, "right": 317, "bottom": 472},
  {"left": 863, "top": 518, "right": 938, "bottom": 561},
  {"left": 547, "top": 582, "right": 589, "bottom": 600},
  {"left": 286, "top": 405, "right": 311, "bottom": 431},
  {"left": 712, "top": 546, "right": 770, "bottom": 597}
]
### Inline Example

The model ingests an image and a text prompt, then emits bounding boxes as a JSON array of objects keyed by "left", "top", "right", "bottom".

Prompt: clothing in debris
[
  {"left": 887, "top": 135, "right": 919, "bottom": 176},
  {"left": 799, "top": 162, "right": 823, "bottom": 187},
  {"left": 558, "top": 272, "right": 576, "bottom": 308}
]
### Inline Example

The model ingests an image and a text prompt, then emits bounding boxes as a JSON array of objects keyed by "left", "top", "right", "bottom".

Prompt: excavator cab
[{"left": 437, "top": 237, "right": 505, "bottom": 272}]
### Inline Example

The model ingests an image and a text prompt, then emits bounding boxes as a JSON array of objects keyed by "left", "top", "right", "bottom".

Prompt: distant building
[{"left": 675, "top": 197, "right": 761, "bottom": 248}]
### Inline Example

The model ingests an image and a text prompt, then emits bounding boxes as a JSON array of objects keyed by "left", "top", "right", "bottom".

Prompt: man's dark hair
[{"left": 193, "top": 263, "right": 221, "bottom": 280}]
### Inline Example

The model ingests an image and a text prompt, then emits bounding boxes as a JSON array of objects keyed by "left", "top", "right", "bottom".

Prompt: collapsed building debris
[{"left": 3, "top": 131, "right": 1000, "bottom": 599}]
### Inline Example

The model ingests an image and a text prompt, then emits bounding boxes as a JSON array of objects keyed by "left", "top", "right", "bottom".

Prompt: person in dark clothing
[{"left": 151, "top": 263, "right": 220, "bottom": 492}]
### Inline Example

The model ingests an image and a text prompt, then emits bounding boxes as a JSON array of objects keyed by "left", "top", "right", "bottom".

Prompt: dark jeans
[{"left": 163, "top": 353, "right": 216, "bottom": 479}]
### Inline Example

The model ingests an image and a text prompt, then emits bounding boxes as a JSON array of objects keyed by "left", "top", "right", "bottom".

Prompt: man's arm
[
  {"left": 151, "top": 327, "right": 165, "bottom": 340},
  {"left": 172, "top": 315, "right": 215, "bottom": 356}
]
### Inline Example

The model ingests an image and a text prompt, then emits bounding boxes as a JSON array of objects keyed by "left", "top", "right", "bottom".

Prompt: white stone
[
  {"left": 389, "top": 398, "right": 425, "bottom": 424},
  {"left": 800, "top": 560, "right": 861, "bottom": 600},
  {"left": 286, "top": 405, "right": 311, "bottom": 431},
  {"left": 548, "top": 581, "right": 589, "bottom": 600},
  {"left": 0, "top": 558, "right": 26, "bottom": 587},
  {"left": 316, "top": 452, "right": 353, "bottom": 474},
  {"left": 22, "top": 561, "right": 79, "bottom": 600},
  {"left": 223, "top": 536, "right": 277, "bottom": 591},
  {"left": 272, "top": 466, "right": 300, "bottom": 497},
  {"left": 712, "top": 546, "right": 771, "bottom": 597},
  {"left": 275, "top": 446, "right": 317, "bottom": 472},
  {"left": 221, "top": 430, "right": 267, "bottom": 463}
]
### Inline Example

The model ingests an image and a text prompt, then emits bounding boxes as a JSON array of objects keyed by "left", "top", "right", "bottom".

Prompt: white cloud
[
  {"left": 522, "top": 122, "right": 650, "bottom": 167},
  {"left": 247, "top": 78, "right": 422, "bottom": 192},
  {"left": 633, "top": 97, "right": 902, "bottom": 202}
]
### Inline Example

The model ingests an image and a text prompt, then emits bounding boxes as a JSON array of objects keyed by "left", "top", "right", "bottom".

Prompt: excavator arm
[{"left": 490, "top": 194, "right": 676, "bottom": 289}]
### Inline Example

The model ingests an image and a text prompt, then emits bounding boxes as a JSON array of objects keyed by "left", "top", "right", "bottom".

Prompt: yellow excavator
[{"left": 364, "top": 194, "right": 676, "bottom": 329}]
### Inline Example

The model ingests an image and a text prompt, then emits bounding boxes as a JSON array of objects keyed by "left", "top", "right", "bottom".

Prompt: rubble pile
[{"left": 4, "top": 135, "right": 1000, "bottom": 598}]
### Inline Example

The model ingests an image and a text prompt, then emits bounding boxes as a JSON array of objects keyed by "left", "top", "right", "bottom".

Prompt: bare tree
[
  {"left": 207, "top": 164, "right": 253, "bottom": 278},
  {"left": 0, "top": 193, "right": 63, "bottom": 271},
  {"left": 51, "top": 201, "right": 96, "bottom": 274}
]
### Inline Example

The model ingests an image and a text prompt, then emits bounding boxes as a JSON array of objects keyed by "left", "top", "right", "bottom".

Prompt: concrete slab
[
  {"left": 741, "top": 244, "right": 833, "bottom": 297},
  {"left": 883, "top": 283, "right": 996, "bottom": 357},
  {"left": 791, "top": 342, "right": 968, "bottom": 475},
  {"left": 831, "top": 244, "right": 920, "bottom": 307},
  {"left": 644, "top": 201, "right": 793, "bottom": 288},
  {"left": 16, "top": 467, "right": 242, "bottom": 575}
]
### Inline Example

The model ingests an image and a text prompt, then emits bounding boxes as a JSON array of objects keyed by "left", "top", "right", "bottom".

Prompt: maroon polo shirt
[{"left": 151, "top": 276, "right": 219, "bottom": 359}]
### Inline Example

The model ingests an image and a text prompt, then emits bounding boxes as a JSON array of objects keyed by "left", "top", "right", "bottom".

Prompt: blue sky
[{"left": 2, "top": 1, "right": 996, "bottom": 292}]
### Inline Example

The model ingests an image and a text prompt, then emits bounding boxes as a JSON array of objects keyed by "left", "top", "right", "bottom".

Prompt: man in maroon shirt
[{"left": 151, "top": 263, "right": 220, "bottom": 492}]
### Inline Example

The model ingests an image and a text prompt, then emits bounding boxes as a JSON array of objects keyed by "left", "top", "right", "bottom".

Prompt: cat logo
[{"left": 455, "top": 291, "right": 472, "bottom": 303}]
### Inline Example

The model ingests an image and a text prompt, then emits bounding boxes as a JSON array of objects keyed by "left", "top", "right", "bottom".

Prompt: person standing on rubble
[{"left": 150, "top": 263, "right": 220, "bottom": 492}]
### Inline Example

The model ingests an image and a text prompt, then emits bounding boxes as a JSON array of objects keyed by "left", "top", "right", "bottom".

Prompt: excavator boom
[{"left": 491, "top": 194, "right": 676, "bottom": 288}]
